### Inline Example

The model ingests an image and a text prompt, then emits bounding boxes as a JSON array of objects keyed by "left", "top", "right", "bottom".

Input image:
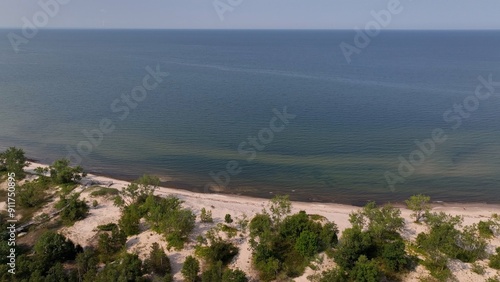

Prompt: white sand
[{"left": 10, "top": 162, "right": 500, "bottom": 281}]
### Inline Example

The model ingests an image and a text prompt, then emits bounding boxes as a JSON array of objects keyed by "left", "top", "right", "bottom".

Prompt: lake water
[{"left": 1, "top": 29, "right": 499, "bottom": 205}]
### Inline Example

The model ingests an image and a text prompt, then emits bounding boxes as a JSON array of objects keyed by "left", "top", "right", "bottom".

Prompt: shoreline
[
  {"left": 13, "top": 161, "right": 500, "bottom": 281},
  {"left": 24, "top": 161, "right": 500, "bottom": 210}
]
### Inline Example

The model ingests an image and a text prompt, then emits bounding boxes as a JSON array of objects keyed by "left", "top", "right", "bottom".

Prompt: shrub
[
  {"left": 417, "top": 212, "right": 486, "bottom": 263},
  {"left": 225, "top": 214, "right": 233, "bottom": 224},
  {"left": 478, "top": 220, "right": 495, "bottom": 238},
  {"left": 381, "top": 238, "right": 408, "bottom": 272},
  {"left": 350, "top": 255, "right": 379, "bottom": 282},
  {"left": 201, "top": 207, "right": 214, "bottom": 223},
  {"left": 182, "top": 256, "right": 200, "bottom": 282},
  {"left": 57, "top": 194, "right": 89, "bottom": 226},
  {"left": 196, "top": 236, "right": 238, "bottom": 266},
  {"left": 143, "top": 195, "right": 196, "bottom": 250},
  {"left": 119, "top": 204, "right": 141, "bottom": 236},
  {"left": 0, "top": 147, "right": 28, "bottom": 178},
  {"left": 18, "top": 180, "right": 47, "bottom": 208},
  {"left": 49, "top": 158, "right": 86, "bottom": 184},
  {"left": 421, "top": 252, "right": 452, "bottom": 281},
  {"left": 489, "top": 247, "right": 500, "bottom": 269},
  {"left": 222, "top": 268, "right": 248, "bottom": 282},
  {"left": 404, "top": 194, "right": 431, "bottom": 223},
  {"left": 318, "top": 267, "right": 348, "bottom": 282},
  {"left": 144, "top": 242, "right": 171, "bottom": 276},
  {"left": 90, "top": 187, "right": 119, "bottom": 197},
  {"left": 251, "top": 207, "right": 339, "bottom": 280},
  {"left": 92, "top": 200, "right": 98, "bottom": 207},
  {"left": 471, "top": 262, "right": 485, "bottom": 274},
  {"left": 34, "top": 231, "right": 79, "bottom": 264},
  {"left": 295, "top": 230, "right": 319, "bottom": 257},
  {"left": 220, "top": 224, "right": 238, "bottom": 238},
  {"left": 97, "top": 226, "right": 127, "bottom": 262},
  {"left": 97, "top": 223, "right": 118, "bottom": 231},
  {"left": 333, "top": 227, "right": 374, "bottom": 270},
  {"left": 95, "top": 253, "right": 144, "bottom": 282}
]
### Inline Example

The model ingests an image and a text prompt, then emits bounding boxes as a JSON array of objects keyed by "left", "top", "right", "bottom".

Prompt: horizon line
[{"left": 1, "top": 27, "right": 500, "bottom": 31}]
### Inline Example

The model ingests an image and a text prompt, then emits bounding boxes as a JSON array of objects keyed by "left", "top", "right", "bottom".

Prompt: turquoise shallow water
[{"left": 0, "top": 30, "right": 499, "bottom": 205}]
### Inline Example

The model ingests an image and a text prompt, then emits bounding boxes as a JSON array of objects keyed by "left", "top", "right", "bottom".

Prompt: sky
[{"left": 0, "top": 0, "right": 499, "bottom": 30}]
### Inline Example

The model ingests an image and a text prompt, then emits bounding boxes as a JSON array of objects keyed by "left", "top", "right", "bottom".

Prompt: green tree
[
  {"left": 318, "top": 267, "right": 348, "bottom": 282},
  {"left": 350, "top": 255, "right": 379, "bottom": 282},
  {"left": 76, "top": 248, "right": 99, "bottom": 282},
  {"left": 333, "top": 227, "right": 374, "bottom": 270},
  {"left": 144, "top": 242, "right": 171, "bottom": 276},
  {"left": 201, "top": 261, "right": 223, "bottom": 282},
  {"left": 268, "top": 195, "right": 291, "bottom": 224},
  {"left": 405, "top": 194, "right": 431, "bottom": 222},
  {"left": 34, "top": 231, "right": 79, "bottom": 268},
  {"left": 18, "top": 180, "right": 47, "bottom": 208},
  {"left": 44, "top": 263, "right": 68, "bottom": 282},
  {"left": 295, "top": 230, "right": 319, "bottom": 257},
  {"left": 97, "top": 226, "right": 127, "bottom": 262},
  {"left": 200, "top": 207, "right": 214, "bottom": 223},
  {"left": 489, "top": 247, "right": 500, "bottom": 269},
  {"left": 196, "top": 235, "right": 238, "bottom": 266},
  {"left": 182, "top": 256, "right": 200, "bottom": 282},
  {"left": 49, "top": 158, "right": 86, "bottom": 184},
  {"left": 115, "top": 174, "right": 159, "bottom": 207},
  {"left": 249, "top": 213, "right": 272, "bottom": 238},
  {"left": 143, "top": 195, "right": 196, "bottom": 250},
  {"left": 222, "top": 268, "right": 248, "bottom": 282},
  {"left": 119, "top": 203, "right": 141, "bottom": 236},
  {"left": 225, "top": 214, "right": 233, "bottom": 224},
  {"left": 95, "top": 253, "right": 145, "bottom": 282},
  {"left": 57, "top": 194, "right": 89, "bottom": 225},
  {"left": 381, "top": 238, "right": 408, "bottom": 272},
  {"left": 349, "top": 202, "right": 404, "bottom": 240},
  {"left": 0, "top": 147, "right": 28, "bottom": 178}
]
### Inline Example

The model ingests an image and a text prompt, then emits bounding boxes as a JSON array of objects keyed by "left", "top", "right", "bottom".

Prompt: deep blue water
[{"left": 1, "top": 29, "right": 499, "bottom": 205}]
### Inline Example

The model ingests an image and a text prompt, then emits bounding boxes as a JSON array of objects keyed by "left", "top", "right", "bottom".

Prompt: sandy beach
[{"left": 5, "top": 162, "right": 499, "bottom": 281}]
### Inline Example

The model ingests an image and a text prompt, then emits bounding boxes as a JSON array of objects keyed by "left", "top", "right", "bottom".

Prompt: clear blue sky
[{"left": 1, "top": 0, "right": 499, "bottom": 29}]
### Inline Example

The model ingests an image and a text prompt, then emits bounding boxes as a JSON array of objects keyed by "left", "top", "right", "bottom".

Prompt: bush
[
  {"left": 95, "top": 253, "right": 144, "bottom": 282},
  {"left": 97, "top": 226, "right": 127, "bottom": 262},
  {"left": 49, "top": 158, "right": 86, "bottom": 184},
  {"left": 225, "top": 214, "right": 233, "bottom": 224},
  {"left": 350, "top": 255, "right": 379, "bottom": 282},
  {"left": 318, "top": 267, "right": 348, "bottom": 282},
  {"left": 471, "top": 262, "right": 485, "bottom": 274},
  {"left": 333, "top": 227, "right": 374, "bottom": 270},
  {"left": 421, "top": 252, "right": 452, "bottom": 281},
  {"left": 489, "top": 247, "right": 500, "bottom": 269},
  {"left": 144, "top": 242, "right": 171, "bottom": 276},
  {"left": 143, "top": 195, "right": 196, "bottom": 250},
  {"left": 381, "top": 238, "right": 408, "bottom": 272},
  {"left": 97, "top": 223, "right": 118, "bottom": 231},
  {"left": 478, "top": 220, "right": 495, "bottom": 238},
  {"left": 0, "top": 147, "right": 28, "bottom": 179},
  {"left": 119, "top": 204, "right": 141, "bottom": 236},
  {"left": 18, "top": 180, "right": 47, "bottom": 208},
  {"left": 34, "top": 231, "right": 80, "bottom": 271},
  {"left": 417, "top": 212, "right": 486, "bottom": 263},
  {"left": 201, "top": 207, "right": 214, "bottom": 223},
  {"left": 57, "top": 194, "right": 89, "bottom": 226},
  {"left": 251, "top": 207, "right": 339, "bottom": 280},
  {"left": 90, "top": 187, "right": 119, "bottom": 197},
  {"left": 405, "top": 194, "right": 431, "bottom": 223},
  {"left": 222, "top": 268, "right": 248, "bottom": 282},
  {"left": 196, "top": 236, "right": 238, "bottom": 266},
  {"left": 182, "top": 256, "right": 200, "bottom": 282},
  {"left": 295, "top": 230, "right": 319, "bottom": 257},
  {"left": 220, "top": 224, "right": 238, "bottom": 238}
]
